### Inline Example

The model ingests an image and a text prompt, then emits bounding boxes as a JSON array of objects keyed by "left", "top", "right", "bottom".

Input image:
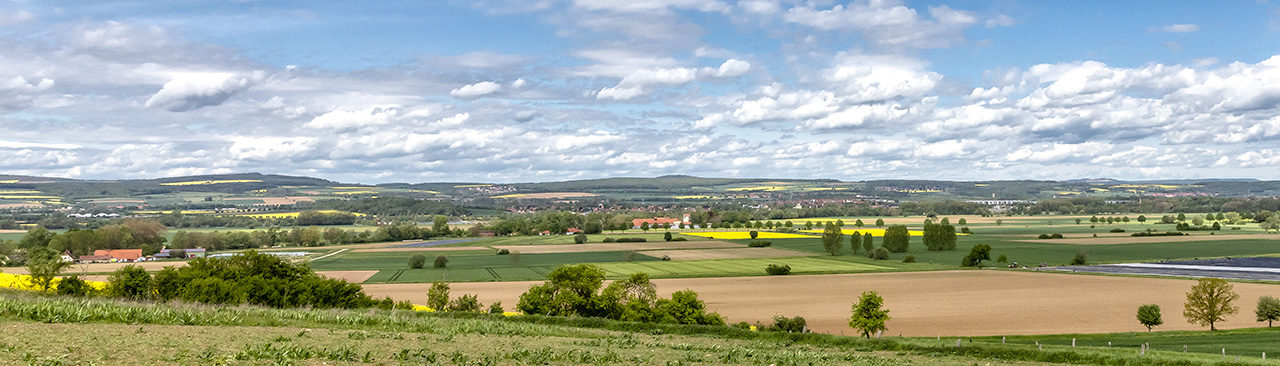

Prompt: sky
[{"left": 1, "top": 0, "right": 1279, "bottom": 183}]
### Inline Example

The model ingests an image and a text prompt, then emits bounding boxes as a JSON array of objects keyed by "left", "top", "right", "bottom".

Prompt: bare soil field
[
  {"left": 1014, "top": 233, "right": 1280, "bottom": 245},
  {"left": 350, "top": 246, "right": 491, "bottom": 253},
  {"left": 6, "top": 261, "right": 191, "bottom": 275},
  {"left": 491, "top": 241, "right": 742, "bottom": 254},
  {"left": 0, "top": 203, "right": 40, "bottom": 210},
  {"left": 314, "top": 270, "right": 379, "bottom": 283},
  {"left": 0, "top": 229, "right": 25, "bottom": 234},
  {"left": 363, "top": 270, "right": 1280, "bottom": 337},
  {"left": 637, "top": 248, "right": 811, "bottom": 261}
]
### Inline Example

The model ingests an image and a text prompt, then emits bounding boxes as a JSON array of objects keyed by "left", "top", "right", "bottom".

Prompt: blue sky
[{"left": 1, "top": 0, "right": 1279, "bottom": 183}]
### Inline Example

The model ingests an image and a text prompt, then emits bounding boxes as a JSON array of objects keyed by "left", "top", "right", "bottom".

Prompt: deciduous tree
[{"left": 1183, "top": 278, "right": 1239, "bottom": 330}]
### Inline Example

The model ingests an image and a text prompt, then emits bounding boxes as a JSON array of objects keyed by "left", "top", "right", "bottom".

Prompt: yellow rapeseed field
[
  {"left": 159, "top": 179, "right": 263, "bottom": 186},
  {"left": 0, "top": 190, "right": 41, "bottom": 194},
  {"left": 0, "top": 180, "right": 18, "bottom": 184},
  {"left": 682, "top": 231, "right": 818, "bottom": 240},
  {"left": 0, "top": 273, "right": 107, "bottom": 292}
]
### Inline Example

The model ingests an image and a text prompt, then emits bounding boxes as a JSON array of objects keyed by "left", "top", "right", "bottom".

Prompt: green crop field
[
  {"left": 977, "top": 327, "right": 1280, "bottom": 358},
  {"left": 595, "top": 257, "right": 894, "bottom": 278}
]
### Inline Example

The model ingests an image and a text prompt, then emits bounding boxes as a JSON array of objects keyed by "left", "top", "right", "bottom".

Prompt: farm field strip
[
  {"left": 350, "top": 246, "right": 492, "bottom": 253},
  {"left": 363, "top": 270, "right": 1280, "bottom": 337},
  {"left": 489, "top": 241, "right": 742, "bottom": 254},
  {"left": 636, "top": 248, "right": 813, "bottom": 260},
  {"left": 1013, "top": 233, "right": 1280, "bottom": 245},
  {"left": 681, "top": 231, "right": 817, "bottom": 239}
]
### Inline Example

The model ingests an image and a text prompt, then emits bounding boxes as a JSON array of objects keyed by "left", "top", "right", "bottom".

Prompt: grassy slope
[
  {"left": 0, "top": 290, "right": 1266, "bottom": 365},
  {"left": 976, "top": 327, "right": 1280, "bottom": 358}
]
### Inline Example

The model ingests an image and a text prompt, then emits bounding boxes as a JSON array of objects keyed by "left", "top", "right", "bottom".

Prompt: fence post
[
  {"left": 1107, "top": 341, "right": 1111, "bottom": 348},
  {"left": 1072, "top": 338, "right": 1075, "bottom": 347},
  {"left": 1002, "top": 336, "right": 1005, "bottom": 344},
  {"left": 1223, "top": 348, "right": 1226, "bottom": 357},
  {"left": 956, "top": 339, "right": 962, "bottom": 348},
  {"left": 1140, "top": 344, "right": 1145, "bottom": 356}
]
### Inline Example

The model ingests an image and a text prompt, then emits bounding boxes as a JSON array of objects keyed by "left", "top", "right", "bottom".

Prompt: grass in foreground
[{"left": 0, "top": 290, "right": 1272, "bottom": 365}]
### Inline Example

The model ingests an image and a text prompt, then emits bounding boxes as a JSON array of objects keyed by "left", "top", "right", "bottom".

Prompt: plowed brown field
[{"left": 363, "top": 270, "right": 1280, "bottom": 336}]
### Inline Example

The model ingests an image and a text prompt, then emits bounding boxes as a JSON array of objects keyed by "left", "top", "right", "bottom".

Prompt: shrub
[
  {"left": 448, "top": 294, "right": 483, "bottom": 312},
  {"left": 996, "top": 254, "right": 1008, "bottom": 263},
  {"left": 664, "top": 232, "right": 673, "bottom": 241},
  {"left": 106, "top": 265, "right": 155, "bottom": 301},
  {"left": 902, "top": 255, "right": 916, "bottom": 263},
  {"left": 614, "top": 237, "right": 647, "bottom": 242},
  {"left": 433, "top": 255, "right": 449, "bottom": 268},
  {"left": 868, "top": 247, "right": 889, "bottom": 260},
  {"left": 1037, "top": 233, "right": 1051, "bottom": 239},
  {"left": 574, "top": 234, "right": 588, "bottom": 244},
  {"left": 427, "top": 282, "right": 449, "bottom": 311},
  {"left": 749, "top": 231, "right": 758, "bottom": 239},
  {"left": 767, "top": 315, "right": 807, "bottom": 333},
  {"left": 602, "top": 237, "right": 616, "bottom": 243},
  {"left": 960, "top": 227, "right": 972, "bottom": 234},
  {"left": 408, "top": 254, "right": 427, "bottom": 269},
  {"left": 661, "top": 255, "right": 671, "bottom": 261},
  {"left": 488, "top": 301, "right": 505, "bottom": 314},
  {"left": 1070, "top": 252, "right": 1087, "bottom": 265},
  {"left": 496, "top": 248, "right": 510, "bottom": 255},
  {"left": 151, "top": 251, "right": 373, "bottom": 309},
  {"left": 670, "top": 237, "right": 687, "bottom": 241},
  {"left": 765, "top": 264, "right": 791, "bottom": 275},
  {"left": 1051, "top": 233, "right": 1064, "bottom": 239},
  {"left": 55, "top": 276, "right": 95, "bottom": 297},
  {"left": 747, "top": 240, "right": 772, "bottom": 247},
  {"left": 1131, "top": 231, "right": 1187, "bottom": 237},
  {"left": 1109, "top": 228, "right": 1126, "bottom": 233}
]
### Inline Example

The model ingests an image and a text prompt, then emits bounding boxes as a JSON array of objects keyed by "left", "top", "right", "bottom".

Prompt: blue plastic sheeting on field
[
  {"left": 1057, "top": 257, "right": 1280, "bottom": 281},
  {"left": 390, "top": 238, "right": 480, "bottom": 248}
]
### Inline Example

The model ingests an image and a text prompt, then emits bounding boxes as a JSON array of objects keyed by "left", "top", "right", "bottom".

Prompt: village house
[{"left": 632, "top": 217, "right": 681, "bottom": 229}]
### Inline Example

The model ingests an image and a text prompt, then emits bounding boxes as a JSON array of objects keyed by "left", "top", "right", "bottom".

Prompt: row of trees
[{"left": 38, "top": 251, "right": 392, "bottom": 309}]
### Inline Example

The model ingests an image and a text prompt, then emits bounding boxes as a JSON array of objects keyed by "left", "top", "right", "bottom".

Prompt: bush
[
  {"left": 868, "top": 247, "right": 889, "bottom": 260},
  {"left": 664, "top": 232, "right": 673, "bottom": 241},
  {"left": 765, "top": 264, "right": 791, "bottom": 275},
  {"left": 433, "top": 256, "right": 449, "bottom": 268},
  {"left": 749, "top": 231, "right": 758, "bottom": 239},
  {"left": 614, "top": 237, "right": 647, "bottom": 242},
  {"left": 56, "top": 276, "right": 95, "bottom": 297},
  {"left": 1051, "top": 233, "right": 1064, "bottom": 239},
  {"left": 1109, "top": 228, "right": 1126, "bottom": 233},
  {"left": 661, "top": 255, "right": 671, "bottom": 261},
  {"left": 427, "top": 282, "right": 449, "bottom": 311},
  {"left": 670, "top": 237, "right": 687, "bottom": 241},
  {"left": 151, "top": 251, "right": 373, "bottom": 309},
  {"left": 448, "top": 294, "right": 483, "bottom": 312},
  {"left": 1070, "top": 252, "right": 1088, "bottom": 265},
  {"left": 574, "top": 234, "right": 588, "bottom": 244},
  {"left": 408, "top": 254, "right": 427, "bottom": 269},
  {"left": 496, "top": 248, "right": 510, "bottom": 255},
  {"left": 488, "top": 301, "right": 505, "bottom": 314},
  {"left": 902, "top": 255, "right": 916, "bottom": 263},
  {"left": 1038, "top": 234, "right": 1051, "bottom": 239},
  {"left": 602, "top": 237, "right": 616, "bottom": 243},
  {"left": 960, "top": 227, "right": 972, "bottom": 234},
  {"left": 106, "top": 265, "right": 155, "bottom": 301},
  {"left": 747, "top": 240, "right": 772, "bottom": 247},
  {"left": 766, "top": 315, "right": 807, "bottom": 333}
]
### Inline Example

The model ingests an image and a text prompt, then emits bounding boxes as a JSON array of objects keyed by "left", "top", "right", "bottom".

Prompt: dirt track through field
[
  {"left": 350, "top": 246, "right": 491, "bottom": 253},
  {"left": 363, "top": 270, "right": 1280, "bottom": 336},
  {"left": 490, "top": 241, "right": 742, "bottom": 254},
  {"left": 637, "top": 248, "right": 811, "bottom": 260},
  {"left": 1013, "top": 233, "right": 1280, "bottom": 245}
]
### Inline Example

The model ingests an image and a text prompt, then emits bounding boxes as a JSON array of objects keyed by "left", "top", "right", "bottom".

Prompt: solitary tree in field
[
  {"left": 855, "top": 219, "right": 864, "bottom": 228},
  {"left": 1177, "top": 213, "right": 1186, "bottom": 222},
  {"left": 1137, "top": 215, "right": 1147, "bottom": 223},
  {"left": 1122, "top": 216, "right": 1130, "bottom": 223},
  {"left": 1075, "top": 218, "right": 1082, "bottom": 225},
  {"left": 836, "top": 219, "right": 845, "bottom": 227},
  {"left": 1136, "top": 304, "right": 1163, "bottom": 332},
  {"left": 25, "top": 248, "right": 71, "bottom": 291},
  {"left": 1206, "top": 213, "right": 1215, "bottom": 222},
  {"left": 821, "top": 224, "right": 843, "bottom": 256},
  {"left": 881, "top": 225, "right": 910, "bottom": 253},
  {"left": 1090, "top": 216, "right": 1099, "bottom": 223},
  {"left": 1257, "top": 296, "right": 1280, "bottom": 327},
  {"left": 849, "top": 291, "right": 890, "bottom": 338},
  {"left": 862, "top": 232, "right": 874, "bottom": 253},
  {"left": 804, "top": 221, "right": 814, "bottom": 230},
  {"left": 995, "top": 219, "right": 1003, "bottom": 226},
  {"left": 850, "top": 232, "right": 861, "bottom": 254},
  {"left": 958, "top": 218, "right": 967, "bottom": 226},
  {"left": 960, "top": 243, "right": 991, "bottom": 267},
  {"left": 749, "top": 231, "right": 758, "bottom": 239},
  {"left": 1183, "top": 278, "right": 1239, "bottom": 330},
  {"left": 1216, "top": 213, "right": 1226, "bottom": 221},
  {"left": 875, "top": 218, "right": 884, "bottom": 228}
]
